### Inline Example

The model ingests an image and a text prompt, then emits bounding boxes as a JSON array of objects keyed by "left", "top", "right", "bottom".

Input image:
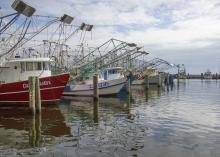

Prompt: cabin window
[
  {"left": 33, "top": 62, "right": 37, "bottom": 70},
  {"left": 43, "top": 62, "right": 49, "bottom": 70},
  {"left": 108, "top": 70, "right": 112, "bottom": 74},
  {"left": 37, "top": 62, "right": 41, "bottom": 70},
  {"left": 21, "top": 62, "right": 25, "bottom": 72},
  {"left": 26, "top": 62, "right": 33, "bottom": 71},
  {"left": 108, "top": 69, "right": 120, "bottom": 74},
  {"left": 33, "top": 62, "right": 42, "bottom": 70}
]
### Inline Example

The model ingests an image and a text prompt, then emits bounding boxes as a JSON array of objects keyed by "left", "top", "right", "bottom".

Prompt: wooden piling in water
[
  {"left": 177, "top": 67, "right": 180, "bottom": 84},
  {"left": 29, "top": 114, "right": 36, "bottom": 146},
  {"left": 29, "top": 76, "right": 41, "bottom": 114},
  {"left": 144, "top": 75, "right": 149, "bottom": 89},
  {"left": 35, "top": 113, "right": 41, "bottom": 146},
  {"left": 35, "top": 77, "right": 41, "bottom": 113},
  {"left": 29, "top": 76, "right": 36, "bottom": 115},
  {"left": 93, "top": 99, "right": 99, "bottom": 123},
  {"left": 126, "top": 77, "right": 131, "bottom": 94},
  {"left": 157, "top": 74, "right": 162, "bottom": 87},
  {"left": 93, "top": 75, "right": 99, "bottom": 101}
]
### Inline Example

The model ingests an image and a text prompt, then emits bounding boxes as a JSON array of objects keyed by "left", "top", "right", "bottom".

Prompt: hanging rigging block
[
  {"left": 80, "top": 23, "right": 93, "bottom": 31},
  {"left": 11, "top": 0, "right": 36, "bottom": 17},
  {"left": 60, "top": 14, "right": 74, "bottom": 24}
]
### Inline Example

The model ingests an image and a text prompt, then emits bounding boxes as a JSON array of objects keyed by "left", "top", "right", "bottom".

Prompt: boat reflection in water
[
  {"left": 61, "top": 95, "right": 130, "bottom": 122},
  {"left": 131, "top": 85, "right": 162, "bottom": 102},
  {"left": 0, "top": 106, "right": 70, "bottom": 156},
  {"left": 60, "top": 93, "right": 158, "bottom": 157}
]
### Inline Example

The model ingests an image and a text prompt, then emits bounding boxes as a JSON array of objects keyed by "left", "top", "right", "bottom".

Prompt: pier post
[
  {"left": 29, "top": 76, "right": 36, "bottom": 115},
  {"left": 29, "top": 115, "right": 36, "bottom": 147},
  {"left": 93, "top": 99, "right": 99, "bottom": 123},
  {"left": 144, "top": 75, "right": 149, "bottom": 89},
  {"left": 157, "top": 74, "right": 162, "bottom": 88},
  {"left": 35, "top": 113, "right": 42, "bottom": 146},
  {"left": 167, "top": 73, "right": 170, "bottom": 86},
  {"left": 93, "top": 74, "right": 99, "bottom": 101},
  {"left": 187, "top": 73, "right": 190, "bottom": 79},
  {"left": 177, "top": 67, "right": 180, "bottom": 84},
  {"left": 126, "top": 76, "right": 131, "bottom": 94},
  {"left": 35, "top": 77, "right": 41, "bottom": 113}
]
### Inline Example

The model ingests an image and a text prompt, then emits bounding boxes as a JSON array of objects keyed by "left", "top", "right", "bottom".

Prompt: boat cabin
[
  {"left": 146, "top": 68, "right": 157, "bottom": 76},
  {"left": 0, "top": 57, "right": 52, "bottom": 84},
  {"left": 100, "top": 67, "right": 124, "bottom": 80}
]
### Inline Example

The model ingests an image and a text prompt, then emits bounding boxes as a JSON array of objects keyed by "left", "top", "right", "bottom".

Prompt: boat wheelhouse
[
  {"left": 101, "top": 67, "right": 124, "bottom": 81},
  {"left": 0, "top": 57, "right": 52, "bottom": 84}
]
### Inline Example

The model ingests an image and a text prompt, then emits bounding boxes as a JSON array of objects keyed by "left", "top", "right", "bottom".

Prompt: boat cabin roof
[{"left": 6, "top": 57, "right": 52, "bottom": 63}]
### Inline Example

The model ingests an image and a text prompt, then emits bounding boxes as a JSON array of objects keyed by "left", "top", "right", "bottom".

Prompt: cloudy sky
[{"left": 1, "top": 0, "right": 220, "bottom": 73}]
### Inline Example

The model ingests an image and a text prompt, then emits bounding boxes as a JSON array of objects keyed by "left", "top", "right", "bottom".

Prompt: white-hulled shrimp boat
[{"left": 63, "top": 67, "right": 126, "bottom": 96}]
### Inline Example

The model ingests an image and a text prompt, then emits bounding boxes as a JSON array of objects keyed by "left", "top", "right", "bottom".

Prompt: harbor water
[{"left": 0, "top": 80, "right": 220, "bottom": 157}]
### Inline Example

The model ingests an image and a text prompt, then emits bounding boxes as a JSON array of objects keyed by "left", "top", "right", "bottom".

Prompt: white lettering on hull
[{"left": 23, "top": 81, "right": 51, "bottom": 89}]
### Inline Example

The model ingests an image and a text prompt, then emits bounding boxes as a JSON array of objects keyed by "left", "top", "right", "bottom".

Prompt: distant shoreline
[{"left": 180, "top": 74, "right": 219, "bottom": 79}]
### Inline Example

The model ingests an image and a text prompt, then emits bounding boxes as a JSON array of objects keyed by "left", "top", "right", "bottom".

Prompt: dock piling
[
  {"left": 126, "top": 77, "right": 131, "bottom": 94},
  {"left": 157, "top": 74, "right": 162, "bottom": 87},
  {"left": 93, "top": 99, "right": 99, "bottom": 123},
  {"left": 93, "top": 74, "right": 99, "bottom": 101},
  {"left": 29, "top": 76, "right": 36, "bottom": 115},
  {"left": 35, "top": 77, "right": 41, "bottom": 113},
  {"left": 29, "top": 76, "right": 41, "bottom": 114},
  {"left": 144, "top": 75, "right": 149, "bottom": 89}
]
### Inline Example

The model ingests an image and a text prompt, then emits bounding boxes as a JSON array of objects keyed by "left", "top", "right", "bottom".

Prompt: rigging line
[
  {"left": 59, "top": 24, "right": 66, "bottom": 64},
  {"left": 4, "top": 17, "right": 28, "bottom": 43},
  {"left": 8, "top": 18, "right": 29, "bottom": 57},
  {"left": 79, "top": 31, "right": 83, "bottom": 41},
  {"left": 63, "top": 27, "right": 79, "bottom": 43},
  {"left": 0, "top": 20, "right": 31, "bottom": 58},
  {"left": 2, "top": 32, "right": 44, "bottom": 43},
  {"left": 33, "top": 14, "right": 59, "bottom": 19},
  {"left": 49, "top": 22, "right": 61, "bottom": 41},
  {"left": 0, "top": 12, "right": 17, "bottom": 20},
  {"left": 81, "top": 31, "right": 87, "bottom": 44},
  {"left": 15, "top": 19, "right": 59, "bottom": 52},
  {"left": 50, "top": 23, "right": 63, "bottom": 57},
  {"left": 30, "top": 16, "right": 38, "bottom": 36},
  {"left": 0, "top": 19, "right": 2, "bottom": 28},
  {"left": 91, "top": 30, "right": 92, "bottom": 40},
  {"left": 20, "top": 17, "right": 28, "bottom": 35},
  {"left": 0, "top": 14, "right": 19, "bottom": 35}
]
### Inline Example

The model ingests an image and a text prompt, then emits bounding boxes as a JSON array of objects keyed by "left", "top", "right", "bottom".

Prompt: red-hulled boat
[{"left": 0, "top": 57, "right": 70, "bottom": 104}]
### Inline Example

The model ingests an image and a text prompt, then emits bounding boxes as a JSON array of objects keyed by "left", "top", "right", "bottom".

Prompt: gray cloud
[{"left": 1, "top": 0, "right": 220, "bottom": 73}]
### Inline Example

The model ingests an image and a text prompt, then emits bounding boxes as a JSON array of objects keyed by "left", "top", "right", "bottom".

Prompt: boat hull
[
  {"left": 63, "top": 78, "right": 126, "bottom": 96},
  {"left": 132, "top": 75, "right": 165, "bottom": 85},
  {"left": 0, "top": 73, "right": 70, "bottom": 105}
]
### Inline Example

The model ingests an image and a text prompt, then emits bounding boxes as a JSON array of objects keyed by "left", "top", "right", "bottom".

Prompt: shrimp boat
[
  {"left": 132, "top": 68, "right": 163, "bottom": 85},
  {"left": 63, "top": 67, "right": 126, "bottom": 96},
  {"left": 0, "top": 56, "right": 70, "bottom": 104}
]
